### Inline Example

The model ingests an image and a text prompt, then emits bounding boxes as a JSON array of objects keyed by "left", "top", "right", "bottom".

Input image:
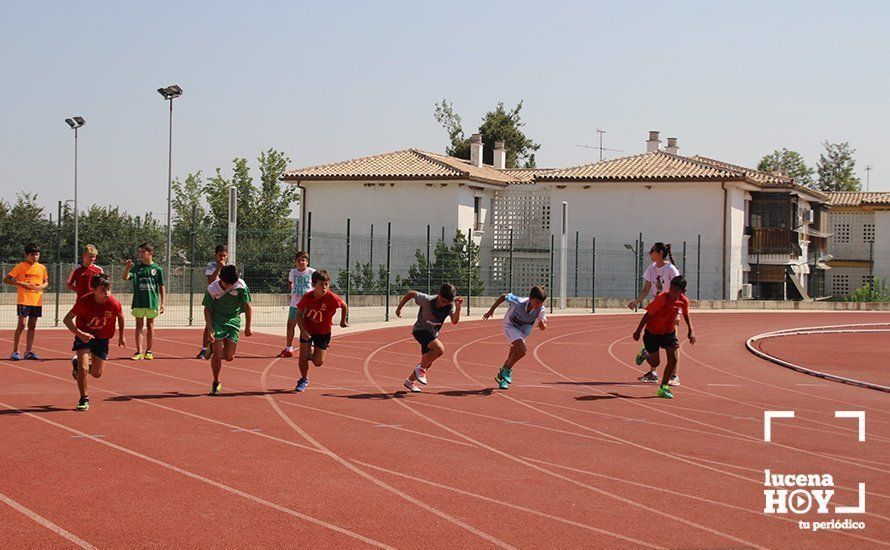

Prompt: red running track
[{"left": 1, "top": 312, "right": 889, "bottom": 549}]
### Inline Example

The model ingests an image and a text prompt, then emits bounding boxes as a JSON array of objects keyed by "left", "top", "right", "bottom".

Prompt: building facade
[{"left": 826, "top": 192, "right": 890, "bottom": 297}]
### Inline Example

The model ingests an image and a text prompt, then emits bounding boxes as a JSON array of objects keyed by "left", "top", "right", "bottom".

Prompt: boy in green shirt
[
  {"left": 121, "top": 242, "right": 165, "bottom": 360},
  {"left": 203, "top": 264, "right": 252, "bottom": 395}
]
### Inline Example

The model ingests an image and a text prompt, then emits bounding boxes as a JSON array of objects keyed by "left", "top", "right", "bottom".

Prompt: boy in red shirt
[
  {"left": 63, "top": 274, "right": 126, "bottom": 411},
  {"left": 294, "top": 270, "right": 348, "bottom": 392},
  {"left": 632, "top": 275, "right": 695, "bottom": 399},
  {"left": 67, "top": 244, "right": 103, "bottom": 298}
]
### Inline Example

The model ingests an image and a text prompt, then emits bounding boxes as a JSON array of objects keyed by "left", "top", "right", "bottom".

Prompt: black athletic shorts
[
  {"left": 642, "top": 330, "right": 678, "bottom": 354},
  {"left": 17, "top": 305, "right": 42, "bottom": 318},
  {"left": 412, "top": 330, "right": 438, "bottom": 354},
  {"left": 72, "top": 337, "right": 110, "bottom": 360},
  {"left": 300, "top": 333, "right": 332, "bottom": 350}
]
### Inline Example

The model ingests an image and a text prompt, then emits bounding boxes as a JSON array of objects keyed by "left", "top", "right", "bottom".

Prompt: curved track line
[{"left": 0, "top": 492, "right": 96, "bottom": 549}]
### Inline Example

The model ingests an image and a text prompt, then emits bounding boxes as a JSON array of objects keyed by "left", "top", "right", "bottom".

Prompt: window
[
  {"left": 833, "top": 274, "right": 849, "bottom": 295},
  {"left": 473, "top": 196, "right": 483, "bottom": 230},
  {"left": 863, "top": 224, "right": 875, "bottom": 243}
]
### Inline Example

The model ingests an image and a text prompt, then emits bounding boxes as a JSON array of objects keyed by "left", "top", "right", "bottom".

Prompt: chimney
[
  {"left": 493, "top": 140, "right": 506, "bottom": 169},
  {"left": 470, "top": 133, "right": 483, "bottom": 167},
  {"left": 665, "top": 137, "right": 678, "bottom": 155},
  {"left": 645, "top": 131, "right": 661, "bottom": 153}
]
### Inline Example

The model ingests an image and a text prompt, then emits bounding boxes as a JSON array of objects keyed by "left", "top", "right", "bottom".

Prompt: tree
[
  {"left": 816, "top": 141, "right": 860, "bottom": 192},
  {"left": 0, "top": 193, "right": 55, "bottom": 263},
  {"left": 434, "top": 100, "right": 541, "bottom": 168},
  {"left": 757, "top": 149, "right": 814, "bottom": 186},
  {"left": 400, "top": 230, "right": 484, "bottom": 295}
]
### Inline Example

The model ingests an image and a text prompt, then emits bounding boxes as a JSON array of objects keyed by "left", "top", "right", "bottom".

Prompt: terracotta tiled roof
[
  {"left": 689, "top": 156, "right": 791, "bottom": 185},
  {"left": 502, "top": 168, "right": 555, "bottom": 183},
  {"left": 538, "top": 151, "right": 743, "bottom": 181},
  {"left": 826, "top": 192, "right": 890, "bottom": 207},
  {"left": 282, "top": 149, "right": 513, "bottom": 186}
]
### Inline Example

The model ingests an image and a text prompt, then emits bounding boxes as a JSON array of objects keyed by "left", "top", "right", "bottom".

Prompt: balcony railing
[{"left": 750, "top": 228, "right": 793, "bottom": 255}]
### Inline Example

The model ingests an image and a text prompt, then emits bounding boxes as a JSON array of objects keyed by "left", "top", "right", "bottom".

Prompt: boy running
[
  {"left": 4, "top": 243, "right": 48, "bottom": 360},
  {"left": 482, "top": 286, "right": 548, "bottom": 390},
  {"left": 64, "top": 274, "right": 125, "bottom": 411},
  {"left": 67, "top": 244, "right": 103, "bottom": 299},
  {"left": 293, "top": 269, "right": 348, "bottom": 392},
  {"left": 278, "top": 251, "right": 315, "bottom": 358},
  {"left": 632, "top": 275, "right": 695, "bottom": 399},
  {"left": 395, "top": 284, "right": 462, "bottom": 393},
  {"left": 203, "top": 265, "right": 252, "bottom": 395},
  {"left": 122, "top": 242, "right": 165, "bottom": 360},
  {"left": 197, "top": 244, "right": 228, "bottom": 359}
]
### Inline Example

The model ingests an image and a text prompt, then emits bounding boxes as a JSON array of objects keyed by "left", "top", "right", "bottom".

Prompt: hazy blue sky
[{"left": 2, "top": 0, "right": 888, "bottom": 219}]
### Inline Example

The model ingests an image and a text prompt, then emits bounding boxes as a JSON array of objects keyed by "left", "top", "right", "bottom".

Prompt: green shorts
[
  {"left": 213, "top": 325, "right": 241, "bottom": 343},
  {"left": 132, "top": 308, "right": 159, "bottom": 319},
  {"left": 288, "top": 306, "right": 299, "bottom": 321}
]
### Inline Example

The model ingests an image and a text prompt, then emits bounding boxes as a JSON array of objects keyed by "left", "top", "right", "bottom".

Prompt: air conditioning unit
[
  {"left": 739, "top": 284, "right": 753, "bottom": 300},
  {"left": 804, "top": 210, "right": 815, "bottom": 223}
]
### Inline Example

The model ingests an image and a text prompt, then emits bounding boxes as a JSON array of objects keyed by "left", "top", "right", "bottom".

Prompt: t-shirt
[
  {"left": 128, "top": 263, "right": 164, "bottom": 309},
  {"left": 412, "top": 293, "right": 455, "bottom": 338},
  {"left": 643, "top": 262, "right": 681, "bottom": 299},
  {"left": 72, "top": 292, "right": 123, "bottom": 339},
  {"left": 297, "top": 290, "right": 344, "bottom": 335},
  {"left": 502, "top": 293, "right": 546, "bottom": 338},
  {"left": 289, "top": 267, "right": 316, "bottom": 307},
  {"left": 645, "top": 291, "right": 690, "bottom": 335},
  {"left": 68, "top": 264, "right": 104, "bottom": 298},
  {"left": 202, "top": 279, "right": 251, "bottom": 331},
  {"left": 7, "top": 262, "right": 48, "bottom": 306},
  {"left": 205, "top": 261, "right": 223, "bottom": 280}
]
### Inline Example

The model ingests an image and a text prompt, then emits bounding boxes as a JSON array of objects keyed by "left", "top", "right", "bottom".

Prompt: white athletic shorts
[{"left": 503, "top": 325, "right": 526, "bottom": 343}]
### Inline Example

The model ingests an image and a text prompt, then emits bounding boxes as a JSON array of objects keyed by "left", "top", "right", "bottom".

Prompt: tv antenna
[
  {"left": 865, "top": 164, "right": 873, "bottom": 192},
  {"left": 577, "top": 128, "right": 623, "bottom": 161}
]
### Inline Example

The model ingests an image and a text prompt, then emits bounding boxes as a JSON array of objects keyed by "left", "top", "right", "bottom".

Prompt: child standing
[
  {"left": 293, "top": 269, "right": 348, "bottom": 392},
  {"left": 279, "top": 251, "right": 315, "bottom": 358},
  {"left": 66, "top": 244, "right": 103, "bottom": 299},
  {"left": 632, "top": 275, "right": 695, "bottom": 399},
  {"left": 4, "top": 243, "right": 48, "bottom": 360},
  {"left": 122, "top": 242, "right": 165, "bottom": 360},
  {"left": 202, "top": 265, "right": 252, "bottom": 395},
  {"left": 395, "top": 284, "right": 462, "bottom": 393},
  {"left": 627, "top": 242, "right": 681, "bottom": 384},
  {"left": 197, "top": 244, "right": 228, "bottom": 359},
  {"left": 482, "top": 286, "right": 548, "bottom": 390},
  {"left": 64, "top": 274, "right": 125, "bottom": 411}
]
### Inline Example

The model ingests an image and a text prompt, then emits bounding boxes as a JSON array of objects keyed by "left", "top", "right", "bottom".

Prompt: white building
[
  {"left": 826, "top": 192, "right": 890, "bottom": 296},
  {"left": 282, "top": 131, "right": 831, "bottom": 300}
]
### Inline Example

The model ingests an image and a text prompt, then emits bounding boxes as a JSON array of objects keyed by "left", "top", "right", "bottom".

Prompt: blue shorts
[
  {"left": 17, "top": 305, "right": 42, "bottom": 318},
  {"left": 72, "top": 337, "right": 110, "bottom": 360}
]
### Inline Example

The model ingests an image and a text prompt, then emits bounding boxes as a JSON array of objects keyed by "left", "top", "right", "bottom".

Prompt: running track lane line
[
  {"left": 257, "top": 357, "right": 520, "bottom": 550},
  {"left": 0, "top": 492, "right": 96, "bottom": 549},
  {"left": 0, "top": 400, "right": 394, "bottom": 549},
  {"left": 360, "top": 334, "right": 767, "bottom": 550}
]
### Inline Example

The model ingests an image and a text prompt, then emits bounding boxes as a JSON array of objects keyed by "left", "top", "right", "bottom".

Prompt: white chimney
[
  {"left": 645, "top": 131, "right": 661, "bottom": 153},
  {"left": 665, "top": 137, "right": 678, "bottom": 155},
  {"left": 493, "top": 140, "right": 506, "bottom": 169},
  {"left": 470, "top": 133, "right": 483, "bottom": 167}
]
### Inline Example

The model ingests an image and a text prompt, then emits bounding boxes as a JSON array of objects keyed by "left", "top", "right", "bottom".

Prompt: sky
[{"left": 2, "top": 0, "right": 888, "bottom": 219}]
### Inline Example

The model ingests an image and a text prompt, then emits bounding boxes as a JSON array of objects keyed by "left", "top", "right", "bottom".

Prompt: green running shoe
[
  {"left": 634, "top": 347, "right": 648, "bottom": 366},
  {"left": 495, "top": 373, "right": 510, "bottom": 390},
  {"left": 656, "top": 385, "right": 673, "bottom": 399},
  {"left": 76, "top": 396, "right": 90, "bottom": 411},
  {"left": 499, "top": 366, "right": 513, "bottom": 384}
]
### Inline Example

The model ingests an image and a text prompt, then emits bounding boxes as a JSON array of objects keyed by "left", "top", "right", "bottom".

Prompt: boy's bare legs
[
  {"left": 409, "top": 339, "right": 444, "bottom": 381},
  {"left": 25, "top": 316, "right": 37, "bottom": 353},
  {"left": 76, "top": 349, "right": 91, "bottom": 397},
  {"left": 210, "top": 339, "right": 224, "bottom": 383},
  {"left": 505, "top": 339, "right": 527, "bottom": 369},
  {"left": 134, "top": 317, "right": 144, "bottom": 354},
  {"left": 12, "top": 316, "right": 25, "bottom": 354},
  {"left": 660, "top": 345, "right": 679, "bottom": 386},
  {"left": 285, "top": 318, "right": 297, "bottom": 349},
  {"left": 145, "top": 318, "right": 154, "bottom": 353}
]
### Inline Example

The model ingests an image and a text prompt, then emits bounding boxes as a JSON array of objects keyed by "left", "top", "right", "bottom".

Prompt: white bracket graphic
[
  {"left": 834, "top": 411, "right": 866, "bottom": 442},
  {"left": 836, "top": 483, "right": 866, "bottom": 514},
  {"left": 764, "top": 411, "right": 795, "bottom": 442}
]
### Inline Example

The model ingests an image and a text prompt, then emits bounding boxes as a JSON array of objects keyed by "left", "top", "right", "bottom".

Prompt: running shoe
[
  {"left": 295, "top": 378, "right": 309, "bottom": 392},
  {"left": 495, "top": 370, "right": 510, "bottom": 390},
  {"left": 414, "top": 365, "right": 428, "bottom": 385},
  {"left": 634, "top": 347, "right": 648, "bottom": 366},
  {"left": 10, "top": 351, "right": 21, "bottom": 361},
  {"left": 131, "top": 353, "right": 144, "bottom": 361},
  {"left": 668, "top": 374, "right": 681, "bottom": 387},
  {"left": 143, "top": 351, "right": 154, "bottom": 360},
  {"left": 637, "top": 370, "right": 659, "bottom": 383},
  {"left": 71, "top": 357, "right": 79, "bottom": 380},
  {"left": 196, "top": 348, "right": 206, "bottom": 359},
  {"left": 23, "top": 351, "right": 40, "bottom": 360},
  {"left": 211, "top": 381, "right": 222, "bottom": 395},
  {"left": 403, "top": 378, "right": 421, "bottom": 393},
  {"left": 76, "top": 396, "right": 90, "bottom": 411},
  {"left": 499, "top": 366, "right": 513, "bottom": 384},
  {"left": 277, "top": 349, "right": 294, "bottom": 358},
  {"left": 657, "top": 385, "right": 674, "bottom": 399}
]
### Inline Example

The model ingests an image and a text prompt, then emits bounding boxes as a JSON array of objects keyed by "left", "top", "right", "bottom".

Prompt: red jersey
[
  {"left": 68, "top": 264, "right": 104, "bottom": 298},
  {"left": 645, "top": 291, "right": 689, "bottom": 335},
  {"left": 297, "top": 290, "right": 344, "bottom": 335},
  {"left": 72, "top": 293, "right": 123, "bottom": 339}
]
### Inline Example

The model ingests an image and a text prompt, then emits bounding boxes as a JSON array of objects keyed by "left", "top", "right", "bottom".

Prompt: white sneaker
[
  {"left": 404, "top": 378, "right": 421, "bottom": 393},
  {"left": 637, "top": 371, "right": 659, "bottom": 383},
  {"left": 668, "top": 374, "right": 681, "bottom": 387},
  {"left": 414, "top": 365, "right": 428, "bottom": 385}
]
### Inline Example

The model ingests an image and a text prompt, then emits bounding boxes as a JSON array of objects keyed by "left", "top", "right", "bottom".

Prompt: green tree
[
  {"left": 757, "top": 149, "right": 814, "bottom": 186},
  {"left": 400, "top": 230, "right": 484, "bottom": 295},
  {"left": 0, "top": 193, "right": 54, "bottom": 263},
  {"left": 816, "top": 141, "right": 860, "bottom": 192},
  {"left": 434, "top": 100, "right": 541, "bottom": 168}
]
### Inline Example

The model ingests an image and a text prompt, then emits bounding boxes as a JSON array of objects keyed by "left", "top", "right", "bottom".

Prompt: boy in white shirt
[{"left": 278, "top": 251, "right": 315, "bottom": 357}]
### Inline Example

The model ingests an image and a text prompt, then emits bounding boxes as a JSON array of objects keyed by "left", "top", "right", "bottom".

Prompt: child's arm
[
  {"left": 117, "top": 315, "right": 126, "bottom": 347},
  {"left": 340, "top": 302, "right": 349, "bottom": 328},
  {"left": 482, "top": 294, "right": 507, "bottom": 320},
  {"left": 122, "top": 259, "right": 133, "bottom": 280},
  {"left": 628, "top": 282, "right": 652, "bottom": 309},
  {"left": 208, "top": 262, "right": 224, "bottom": 284},
  {"left": 159, "top": 284, "right": 166, "bottom": 314},
  {"left": 66, "top": 270, "right": 78, "bottom": 292},
  {"left": 63, "top": 309, "right": 92, "bottom": 343},
  {"left": 683, "top": 310, "right": 695, "bottom": 345},
  {"left": 450, "top": 297, "right": 463, "bottom": 324},
  {"left": 203, "top": 307, "right": 214, "bottom": 342},
  {"left": 632, "top": 313, "right": 648, "bottom": 341},
  {"left": 395, "top": 290, "right": 417, "bottom": 318},
  {"left": 2, "top": 274, "right": 17, "bottom": 286},
  {"left": 243, "top": 302, "right": 253, "bottom": 337}
]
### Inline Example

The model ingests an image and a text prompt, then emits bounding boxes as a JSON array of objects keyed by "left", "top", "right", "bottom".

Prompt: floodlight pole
[
  {"left": 73, "top": 125, "right": 79, "bottom": 265},
  {"left": 165, "top": 96, "right": 174, "bottom": 281}
]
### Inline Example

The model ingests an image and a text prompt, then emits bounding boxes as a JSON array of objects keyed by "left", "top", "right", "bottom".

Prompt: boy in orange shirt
[
  {"left": 632, "top": 275, "right": 695, "bottom": 399},
  {"left": 3, "top": 243, "right": 49, "bottom": 360}
]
